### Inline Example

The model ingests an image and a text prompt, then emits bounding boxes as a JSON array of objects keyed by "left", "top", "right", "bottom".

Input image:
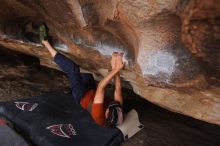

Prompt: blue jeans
[{"left": 54, "top": 53, "right": 96, "bottom": 103}]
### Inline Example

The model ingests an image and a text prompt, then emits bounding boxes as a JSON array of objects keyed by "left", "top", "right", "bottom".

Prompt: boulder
[{"left": 0, "top": 0, "right": 219, "bottom": 124}]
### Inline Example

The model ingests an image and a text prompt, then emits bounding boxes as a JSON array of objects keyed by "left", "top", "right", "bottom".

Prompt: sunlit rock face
[{"left": 0, "top": 0, "right": 219, "bottom": 125}]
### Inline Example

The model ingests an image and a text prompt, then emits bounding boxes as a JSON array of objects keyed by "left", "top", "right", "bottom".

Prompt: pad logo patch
[
  {"left": 46, "top": 124, "right": 77, "bottom": 138},
  {"left": 15, "top": 102, "right": 38, "bottom": 111}
]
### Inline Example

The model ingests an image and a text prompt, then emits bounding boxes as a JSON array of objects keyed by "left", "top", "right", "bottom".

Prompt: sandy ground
[{"left": 0, "top": 47, "right": 220, "bottom": 146}]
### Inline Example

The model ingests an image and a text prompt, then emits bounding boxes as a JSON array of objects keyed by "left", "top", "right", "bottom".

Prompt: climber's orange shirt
[{"left": 80, "top": 89, "right": 107, "bottom": 126}]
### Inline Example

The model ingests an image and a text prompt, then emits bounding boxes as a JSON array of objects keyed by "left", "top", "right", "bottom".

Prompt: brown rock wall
[{"left": 0, "top": 0, "right": 219, "bottom": 124}]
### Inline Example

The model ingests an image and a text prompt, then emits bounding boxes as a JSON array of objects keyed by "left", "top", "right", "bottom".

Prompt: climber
[{"left": 39, "top": 25, "right": 125, "bottom": 127}]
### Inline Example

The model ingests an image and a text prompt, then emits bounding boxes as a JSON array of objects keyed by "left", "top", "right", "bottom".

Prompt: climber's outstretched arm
[
  {"left": 93, "top": 69, "right": 119, "bottom": 104},
  {"left": 114, "top": 73, "right": 123, "bottom": 105},
  {"left": 111, "top": 52, "right": 123, "bottom": 105},
  {"left": 93, "top": 53, "right": 125, "bottom": 104}
]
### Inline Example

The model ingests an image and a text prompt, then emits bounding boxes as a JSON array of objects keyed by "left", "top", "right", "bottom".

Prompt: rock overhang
[{"left": 0, "top": 0, "right": 219, "bottom": 125}]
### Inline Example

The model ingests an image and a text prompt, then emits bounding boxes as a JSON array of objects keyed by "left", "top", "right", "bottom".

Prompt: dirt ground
[{"left": 0, "top": 47, "right": 220, "bottom": 146}]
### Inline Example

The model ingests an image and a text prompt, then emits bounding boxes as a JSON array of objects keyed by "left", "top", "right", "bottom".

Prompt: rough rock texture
[
  {"left": 1, "top": 47, "right": 220, "bottom": 146},
  {"left": 0, "top": 47, "right": 70, "bottom": 100},
  {"left": 0, "top": 0, "right": 219, "bottom": 124}
]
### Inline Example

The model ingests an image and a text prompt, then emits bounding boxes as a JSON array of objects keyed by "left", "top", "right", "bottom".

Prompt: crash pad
[{"left": 0, "top": 92, "right": 123, "bottom": 146}]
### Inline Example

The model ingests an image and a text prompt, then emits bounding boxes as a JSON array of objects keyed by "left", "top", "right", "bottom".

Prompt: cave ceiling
[{"left": 0, "top": 0, "right": 219, "bottom": 125}]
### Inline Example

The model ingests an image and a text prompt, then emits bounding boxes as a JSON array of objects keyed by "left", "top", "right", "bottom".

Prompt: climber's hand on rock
[
  {"left": 111, "top": 52, "right": 118, "bottom": 69},
  {"left": 113, "top": 52, "right": 125, "bottom": 72}
]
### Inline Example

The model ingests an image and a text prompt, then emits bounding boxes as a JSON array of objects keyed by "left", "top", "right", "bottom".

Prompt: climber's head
[{"left": 105, "top": 101, "right": 124, "bottom": 127}]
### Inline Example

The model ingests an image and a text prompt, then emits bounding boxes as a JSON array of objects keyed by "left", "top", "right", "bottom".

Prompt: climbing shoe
[{"left": 39, "top": 24, "right": 48, "bottom": 42}]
